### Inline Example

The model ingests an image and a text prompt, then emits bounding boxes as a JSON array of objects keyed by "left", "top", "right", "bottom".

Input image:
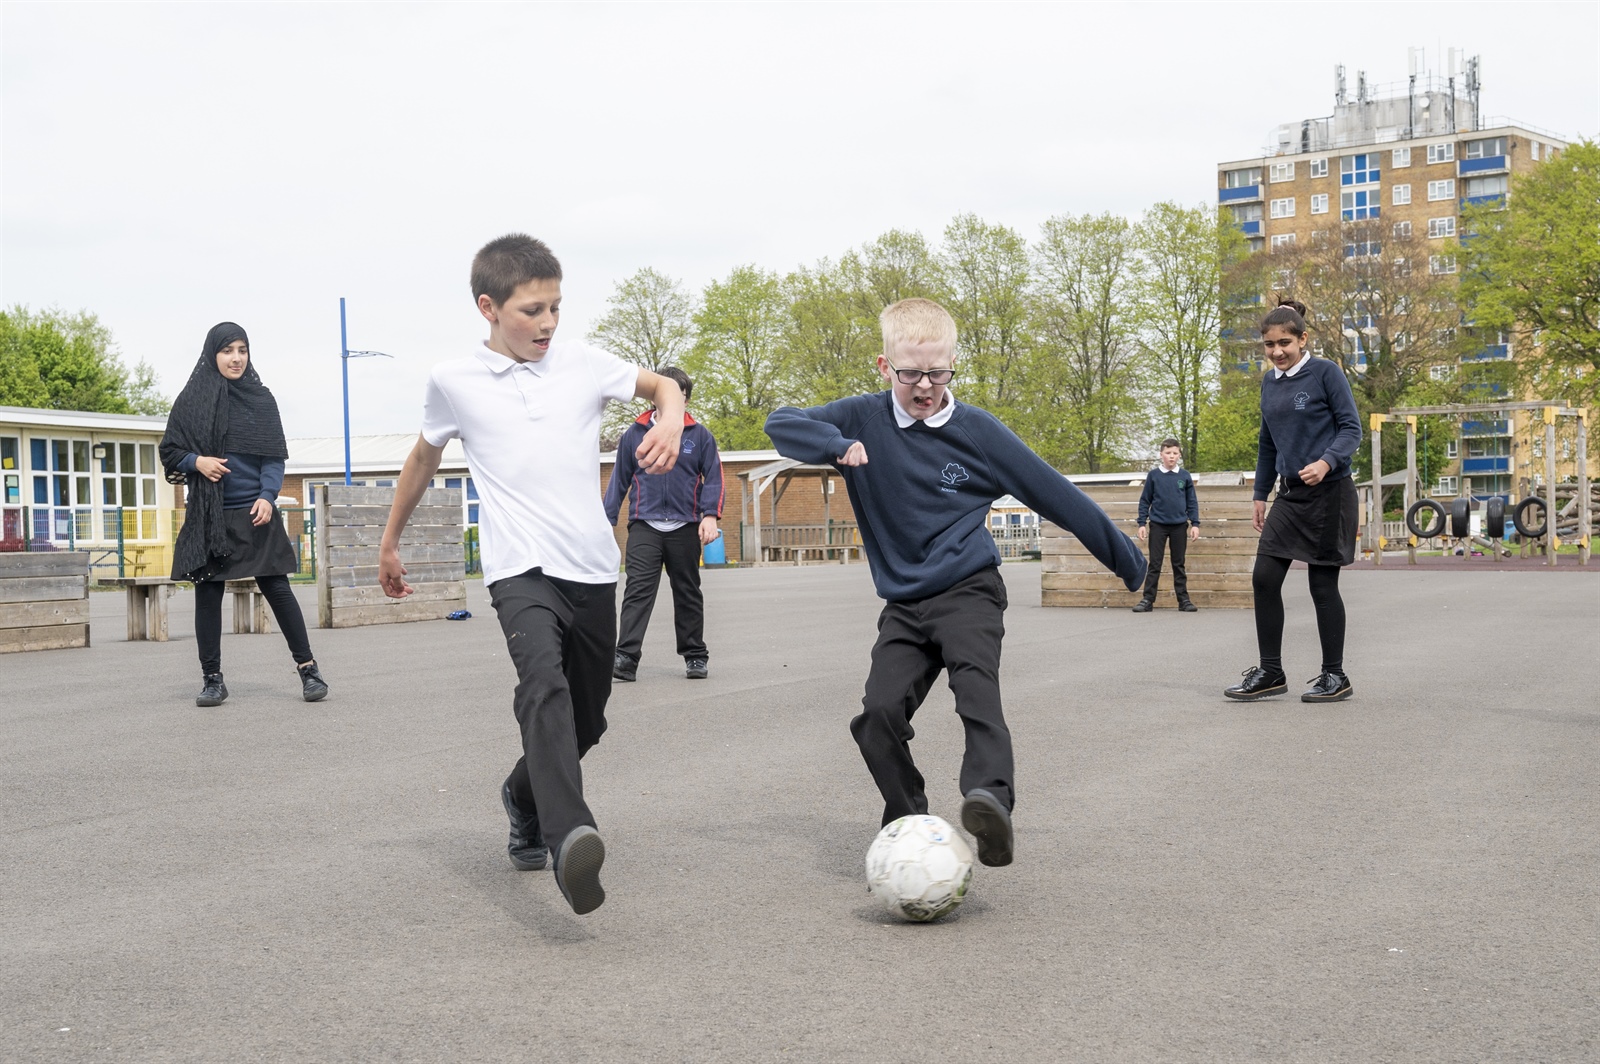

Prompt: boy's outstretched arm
[
  {"left": 379, "top": 434, "right": 447, "bottom": 598},
  {"left": 765, "top": 402, "right": 865, "bottom": 465},
  {"left": 633, "top": 370, "right": 683, "bottom": 474},
  {"left": 991, "top": 428, "right": 1147, "bottom": 592}
]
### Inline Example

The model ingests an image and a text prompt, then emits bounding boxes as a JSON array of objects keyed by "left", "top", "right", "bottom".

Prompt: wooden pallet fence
[
  {"left": 1042, "top": 485, "right": 1266, "bottom": 609},
  {"left": 315, "top": 485, "right": 466, "bottom": 628},
  {"left": 0, "top": 551, "right": 90, "bottom": 652}
]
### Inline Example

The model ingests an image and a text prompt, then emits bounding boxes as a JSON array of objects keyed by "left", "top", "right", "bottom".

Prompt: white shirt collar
[
  {"left": 1157, "top": 463, "right": 1182, "bottom": 473},
  {"left": 1273, "top": 352, "right": 1311, "bottom": 379},
  {"left": 475, "top": 341, "right": 546, "bottom": 375},
  {"left": 891, "top": 390, "right": 958, "bottom": 429}
]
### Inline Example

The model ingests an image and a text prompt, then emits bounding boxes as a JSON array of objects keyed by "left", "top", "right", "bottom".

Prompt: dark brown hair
[
  {"left": 1159, "top": 438, "right": 1182, "bottom": 452},
  {"left": 471, "top": 234, "right": 563, "bottom": 306},
  {"left": 658, "top": 366, "right": 692, "bottom": 404},
  {"left": 1261, "top": 296, "right": 1308, "bottom": 337}
]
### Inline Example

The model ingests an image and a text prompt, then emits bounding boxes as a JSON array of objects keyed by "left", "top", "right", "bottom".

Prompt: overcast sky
[{"left": 4, "top": 1, "right": 1596, "bottom": 439}]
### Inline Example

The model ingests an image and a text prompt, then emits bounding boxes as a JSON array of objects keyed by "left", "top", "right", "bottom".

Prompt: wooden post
[
  {"left": 152, "top": 583, "right": 169, "bottom": 642},
  {"left": 1405, "top": 416, "right": 1418, "bottom": 565},
  {"left": 1545, "top": 409, "right": 1559, "bottom": 567},
  {"left": 315, "top": 490, "right": 332, "bottom": 628},
  {"left": 1577, "top": 410, "right": 1590, "bottom": 566},
  {"left": 1369, "top": 415, "right": 1383, "bottom": 566}
]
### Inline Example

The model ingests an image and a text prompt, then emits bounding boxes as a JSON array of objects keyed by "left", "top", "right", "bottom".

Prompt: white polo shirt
[{"left": 421, "top": 339, "right": 638, "bottom": 586}]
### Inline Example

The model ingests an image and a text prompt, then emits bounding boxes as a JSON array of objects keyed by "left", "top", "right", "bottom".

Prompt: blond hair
[{"left": 879, "top": 298, "right": 957, "bottom": 358}]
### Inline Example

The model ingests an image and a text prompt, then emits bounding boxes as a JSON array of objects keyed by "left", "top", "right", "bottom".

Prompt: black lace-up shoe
[
  {"left": 1302, "top": 671, "right": 1353, "bottom": 703},
  {"left": 298, "top": 661, "right": 329, "bottom": 702},
  {"left": 1223, "top": 665, "right": 1288, "bottom": 701},
  {"left": 196, "top": 673, "right": 228, "bottom": 707},
  {"left": 685, "top": 657, "right": 708, "bottom": 680},
  {"left": 1131, "top": 599, "right": 1154, "bottom": 613},
  {"left": 553, "top": 826, "right": 606, "bottom": 915},
  {"left": 612, "top": 652, "right": 638, "bottom": 683},
  {"left": 960, "top": 789, "right": 1015, "bottom": 867},
  {"left": 501, "top": 779, "right": 549, "bottom": 870}
]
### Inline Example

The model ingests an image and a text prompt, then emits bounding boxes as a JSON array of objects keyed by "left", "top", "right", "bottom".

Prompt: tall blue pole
[{"left": 340, "top": 297, "right": 352, "bottom": 485}]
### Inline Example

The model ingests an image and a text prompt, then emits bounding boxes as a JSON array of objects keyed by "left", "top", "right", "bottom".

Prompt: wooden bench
[
  {"left": 789, "top": 544, "right": 864, "bottom": 565},
  {"left": 317, "top": 484, "right": 466, "bottom": 627},
  {"left": 225, "top": 579, "right": 272, "bottom": 634},
  {"left": 98, "top": 576, "right": 178, "bottom": 641},
  {"left": 1, "top": 551, "right": 91, "bottom": 652}
]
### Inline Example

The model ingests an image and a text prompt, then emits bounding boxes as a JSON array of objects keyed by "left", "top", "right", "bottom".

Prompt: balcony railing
[
  {"left": 1219, "top": 185, "right": 1263, "bottom": 204},
  {"left": 1459, "top": 155, "right": 1509, "bottom": 175}
]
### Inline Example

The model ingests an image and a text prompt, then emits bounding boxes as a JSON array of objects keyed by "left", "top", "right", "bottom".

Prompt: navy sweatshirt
[
  {"left": 178, "top": 452, "right": 284, "bottom": 510},
  {"left": 605, "top": 412, "right": 724, "bottom": 525},
  {"left": 1252, "top": 357, "right": 1363, "bottom": 501},
  {"left": 1138, "top": 467, "right": 1200, "bottom": 526},
  {"left": 765, "top": 393, "right": 1146, "bottom": 601}
]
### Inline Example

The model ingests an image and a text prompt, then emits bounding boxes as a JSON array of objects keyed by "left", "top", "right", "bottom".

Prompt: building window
[
  {"left": 1270, "top": 197, "right": 1295, "bottom": 218},
  {"left": 1431, "top": 365, "right": 1454, "bottom": 382},
  {"left": 1436, "top": 327, "right": 1457, "bottom": 345},
  {"left": 1428, "top": 217, "right": 1457, "bottom": 239},
  {"left": 1427, "top": 179, "right": 1456, "bottom": 201},
  {"left": 1392, "top": 147, "right": 1411, "bottom": 168},
  {"left": 98, "top": 441, "right": 160, "bottom": 540},
  {"left": 1271, "top": 233, "right": 1296, "bottom": 249},
  {"left": 1394, "top": 332, "right": 1409, "bottom": 351},
  {"left": 1465, "top": 174, "right": 1509, "bottom": 197},
  {"left": 1340, "top": 153, "right": 1380, "bottom": 185},
  {"left": 1531, "top": 141, "right": 1541, "bottom": 161},
  {"left": 1310, "top": 193, "right": 1329, "bottom": 215},
  {"left": 1392, "top": 256, "right": 1411, "bottom": 277},
  {"left": 1269, "top": 161, "right": 1295, "bottom": 183},
  {"left": 1532, "top": 437, "right": 1542, "bottom": 458},
  {"left": 1392, "top": 220, "right": 1413, "bottom": 238},
  {"left": 1464, "top": 136, "right": 1506, "bottom": 159},
  {"left": 1224, "top": 167, "right": 1262, "bottom": 189},
  {"left": 1344, "top": 240, "right": 1381, "bottom": 259},
  {"left": 1430, "top": 254, "right": 1458, "bottom": 274},
  {"left": 1427, "top": 142, "right": 1455, "bottom": 164},
  {"left": 1445, "top": 439, "right": 1459, "bottom": 457},
  {"left": 1230, "top": 203, "right": 1263, "bottom": 222},
  {"left": 1434, "top": 476, "right": 1458, "bottom": 496},
  {"left": 1247, "top": 237, "right": 1265, "bottom": 253},
  {"left": 1341, "top": 189, "right": 1380, "bottom": 221},
  {"left": 1309, "top": 158, "right": 1328, "bottom": 178},
  {"left": 1392, "top": 184, "right": 1411, "bottom": 205}
]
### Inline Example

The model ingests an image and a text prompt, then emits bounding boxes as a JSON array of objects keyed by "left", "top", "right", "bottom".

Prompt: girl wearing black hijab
[{"left": 160, "top": 323, "right": 329, "bottom": 706}]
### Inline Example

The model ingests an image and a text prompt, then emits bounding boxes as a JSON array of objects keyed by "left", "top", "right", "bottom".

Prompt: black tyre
[
  {"left": 1485, "top": 496, "right": 1506, "bottom": 538},
  {"left": 1450, "top": 497, "right": 1472, "bottom": 538},
  {"left": 1405, "top": 499, "right": 1446, "bottom": 539},
  {"left": 1513, "top": 496, "right": 1547, "bottom": 538}
]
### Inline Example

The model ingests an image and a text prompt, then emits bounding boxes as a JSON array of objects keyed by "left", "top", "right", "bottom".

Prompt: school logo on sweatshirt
[
  {"left": 681, "top": 438, "right": 695, "bottom": 453},
  {"left": 1293, "top": 391, "right": 1311, "bottom": 410},
  {"left": 940, "top": 463, "right": 969, "bottom": 493}
]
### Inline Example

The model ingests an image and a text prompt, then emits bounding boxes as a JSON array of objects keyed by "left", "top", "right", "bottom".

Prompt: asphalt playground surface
[{"left": 3, "top": 561, "right": 1597, "bottom": 1063}]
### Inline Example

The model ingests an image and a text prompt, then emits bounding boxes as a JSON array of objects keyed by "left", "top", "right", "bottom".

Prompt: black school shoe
[
  {"left": 298, "top": 661, "right": 329, "bottom": 702},
  {"left": 553, "top": 826, "right": 606, "bottom": 915},
  {"left": 960, "top": 789, "right": 1014, "bottom": 867},
  {"left": 196, "top": 673, "right": 228, "bottom": 707},
  {"left": 1223, "top": 665, "right": 1288, "bottom": 700},
  {"left": 1130, "top": 599, "right": 1154, "bottom": 613},
  {"left": 685, "top": 657, "right": 708, "bottom": 680},
  {"left": 501, "top": 780, "right": 549, "bottom": 871},
  {"left": 1178, "top": 598, "right": 1199, "bottom": 613},
  {"left": 1302, "top": 671, "right": 1354, "bottom": 703},
  {"left": 612, "top": 652, "right": 638, "bottom": 683}
]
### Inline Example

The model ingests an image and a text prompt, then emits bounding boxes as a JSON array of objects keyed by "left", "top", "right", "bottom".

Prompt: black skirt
[
  {"left": 1258, "top": 475, "right": 1359, "bottom": 567},
  {"left": 202, "top": 505, "right": 300, "bottom": 582}
]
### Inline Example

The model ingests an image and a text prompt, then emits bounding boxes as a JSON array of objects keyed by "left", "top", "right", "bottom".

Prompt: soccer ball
[{"left": 865, "top": 815, "right": 974, "bottom": 922}]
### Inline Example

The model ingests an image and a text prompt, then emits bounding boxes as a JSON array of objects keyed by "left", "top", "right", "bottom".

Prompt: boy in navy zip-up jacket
[
  {"left": 766, "top": 299, "right": 1144, "bottom": 869},
  {"left": 605, "top": 368, "right": 724, "bottom": 680}
]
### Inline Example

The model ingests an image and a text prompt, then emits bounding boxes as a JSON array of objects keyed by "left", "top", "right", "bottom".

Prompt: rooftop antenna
[
  {"left": 1407, "top": 47, "right": 1421, "bottom": 138},
  {"left": 1335, "top": 64, "right": 1346, "bottom": 106},
  {"left": 1357, "top": 69, "right": 1368, "bottom": 104},
  {"left": 1466, "top": 54, "right": 1482, "bottom": 130},
  {"left": 1447, "top": 47, "right": 1459, "bottom": 130}
]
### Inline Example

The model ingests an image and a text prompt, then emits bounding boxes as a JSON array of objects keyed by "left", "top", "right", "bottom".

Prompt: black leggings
[
  {"left": 194, "top": 575, "right": 314, "bottom": 675},
  {"left": 1252, "top": 555, "right": 1345, "bottom": 673}
]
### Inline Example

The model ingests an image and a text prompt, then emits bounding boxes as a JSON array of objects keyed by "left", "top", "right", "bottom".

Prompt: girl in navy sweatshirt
[{"left": 1225, "top": 298, "right": 1362, "bottom": 704}]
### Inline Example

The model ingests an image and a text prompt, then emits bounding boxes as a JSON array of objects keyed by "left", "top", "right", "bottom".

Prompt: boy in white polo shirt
[{"left": 378, "top": 234, "right": 684, "bottom": 916}]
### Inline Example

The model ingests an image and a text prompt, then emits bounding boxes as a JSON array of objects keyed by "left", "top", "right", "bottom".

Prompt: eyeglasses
[{"left": 886, "top": 361, "right": 955, "bottom": 386}]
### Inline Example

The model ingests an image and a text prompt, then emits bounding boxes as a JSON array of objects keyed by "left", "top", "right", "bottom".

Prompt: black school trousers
[
  {"left": 1141, "top": 521, "right": 1191, "bottom": 600},
  {"left": 617, "top": 521, "right": 707, "bottom": 662},
  {"left": 488, "top": 568, "right": 616, "bottom": 849},
  {"left": 851, "top": 566, "right": 1013, "bottom": 827}
]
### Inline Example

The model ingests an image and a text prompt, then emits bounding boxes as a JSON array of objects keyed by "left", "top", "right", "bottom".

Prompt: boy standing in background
[{"left": 1134, "top": 438, "right": 1200, "bottom": 613}]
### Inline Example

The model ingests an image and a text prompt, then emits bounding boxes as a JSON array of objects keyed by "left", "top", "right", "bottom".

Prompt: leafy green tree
[
  {"left": 1193, "top": 369, "right": 1262, "bottom": 472},
  {"left": 1026, "top": 213, "right": 1142, "bottom": 472},
  {"left": 1133, "top": 204, "right": 1249, "bottom": 468},
  {"left": 0, "top": 306, "right": 169, "bottom": 414},
  {"left": 687, "top": 266, "right": 790, "bottom": 450},
  {"left": 1461, "top": 140, "right": 1600, "bottom": 408},
  {"left": 936, "top": 214, "right": 1032, "bottom": 415},
  {"left": 782, "top": 259, "right": 882, "bottom": 406},
  {"left": 852, "top": 229, "right": 940, "bottom": 313},
  {"left": 588, "top": 268, "right": 697, "bottom": 448}
]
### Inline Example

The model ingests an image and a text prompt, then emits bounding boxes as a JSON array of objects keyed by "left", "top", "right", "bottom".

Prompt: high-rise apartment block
[{"left": 1217, "top": 52, "right": 1572, "bottom": 501}]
